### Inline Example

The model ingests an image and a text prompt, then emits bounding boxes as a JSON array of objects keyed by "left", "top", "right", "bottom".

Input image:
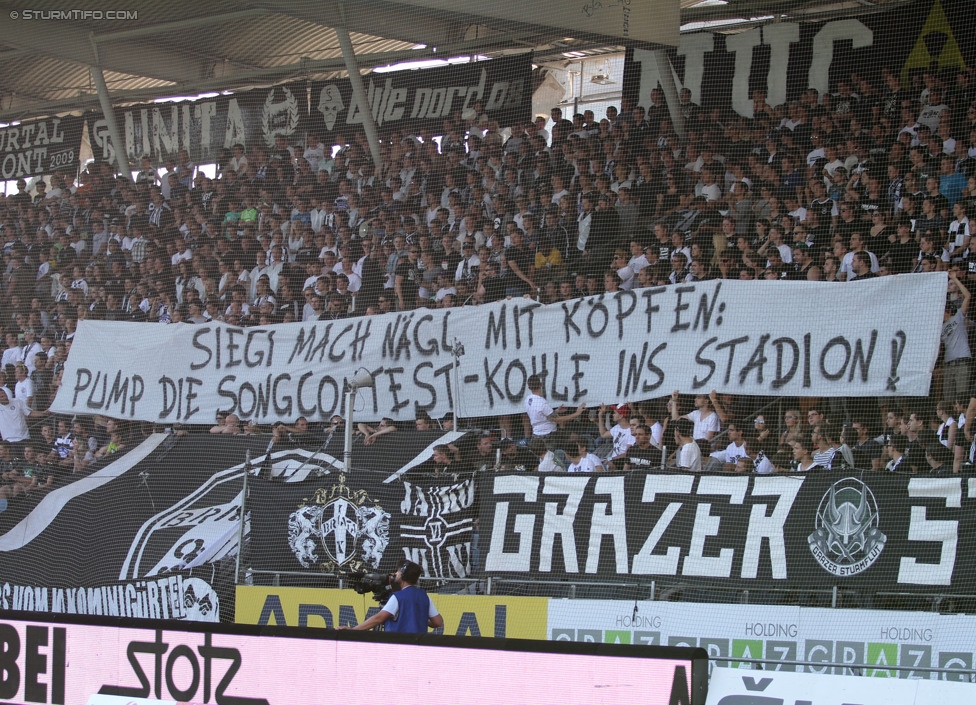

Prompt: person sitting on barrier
[
  {"left": 953, "top": 396, "right": 970, "bottom": 474},
  {"left": 935, "top": 400, "right": 956, "bottom": 449},
  {"left": 358, "top": 417, "right": 397, "bottom": 446},
  {"left": 210, "top": 413, "right": 242, "bottom": 435},
  {"left": 271, "top": 417, "right": 314, "bottom": 446},
  {"left": 94, "top": 429, "right": 126, "bottom": 459},
  {"left": 414, "top": 410, "right": 434, "bottom": 431},
  {"left": 0, "top": 442, "right": 42, "bottom": 509},
  {"left": 438, "top": 412, "right": 455, "bottom": 431},
  {"left": 751, "top": 413, "right": 775, "bottom": 456},
  {"left": 811, "top": 423, "right": 837, "bottom": 469},
  {"left": 0, "top": 476, "right": 26, "bottom": 511},
  {"left": 0, "top": 442, "right": 18, "bottom": 477},
  {"left": 850, "top": 418, "right": 883, "bottom": 471},
  {"left": 16, "top": 444, "right": 54, "bottom": 488},
  {"left": 462, "top": 431, "right": 497, "bottom": 471},
  {"left": 777, "top": 409, "right": 803, "bottom": 458},
  {"left": 902, "top": 408, "right": 929, "bottom": 473}
]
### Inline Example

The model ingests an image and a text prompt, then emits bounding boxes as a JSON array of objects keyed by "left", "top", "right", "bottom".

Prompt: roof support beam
[
  {"left": 0, "top": 12, "right": 207, "bottom": 84},
  {"left": 242, "top": 0, "right": 466, "bottom": 48},
  {"left": 0, "top": 32, "right": 538, "bottom": 121},
  {"left": 90, "top": 9, "right": 274, "bottom": 43}
]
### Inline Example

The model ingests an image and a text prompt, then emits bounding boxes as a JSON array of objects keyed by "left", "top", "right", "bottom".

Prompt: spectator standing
[{"left": 942, "top": 272, "right": 971, "bottom": 402}]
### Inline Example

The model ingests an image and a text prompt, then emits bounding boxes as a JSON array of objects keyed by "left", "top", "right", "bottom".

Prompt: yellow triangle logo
[{"left": 901, "top": 0, "right": 965, "bottom": 86}]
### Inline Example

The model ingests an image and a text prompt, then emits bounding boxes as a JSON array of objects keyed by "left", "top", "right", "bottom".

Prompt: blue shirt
[
  {"left": 941, "top": 172, "right": 967, "bottom": 209},
  {"left": 383, "top": 585, "right": 432, "bottom": 634}
]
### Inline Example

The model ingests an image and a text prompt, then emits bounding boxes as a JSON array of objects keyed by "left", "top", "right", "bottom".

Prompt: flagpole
[{"left": 235, "top": 449, "right": 251, "bottom": 584}]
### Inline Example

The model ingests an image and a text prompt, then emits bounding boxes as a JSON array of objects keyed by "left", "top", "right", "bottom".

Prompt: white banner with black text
[{"left": 51, "top": 275, "right": 945, "bottom": 423}]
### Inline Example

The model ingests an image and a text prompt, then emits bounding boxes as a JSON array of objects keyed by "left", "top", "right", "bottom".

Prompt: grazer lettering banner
[
  {"left": 623, "top": 0, "right": 975, "bottom": 118},
  {"left": 51, "top": 275, "right": 944, "bottom": 423},
  {"left": 87, "top": 84, "right": 307, "bottom": 166},
  {"left": 0, "top": 115, "right": 85, "bottom": 179},
  {"left": 481, "top": 471, "right": 976, "bottom": 594},
  {"left": 306, "top": 53, "right": 533, "bottom": 137}
]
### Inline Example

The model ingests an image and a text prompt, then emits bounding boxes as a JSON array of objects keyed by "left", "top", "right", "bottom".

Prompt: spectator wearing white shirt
[
  {"left": 673, "top": 418, "right": 702, "bottom": 472},
  {"left": 455, "top": 240, "right": 481, "bottom": 283},
  {"left": 228, "top": 144, "right": 248, "bottom": 176},
  {"left": 20, "top": 330, "right": 42, "bottom": 374},
  {"left": 840, "top": 233, "right": 880, "bottom": 279},
  {"left": 525, "top": 374, "right": 585, "bottom": 442},
  {"left": 13, "top": 364, "right": 34, "bottom": 410},
  {"left": 302, "top": 134, "right": 326, "bottom": 173},
  {"left": 670, "top": 390, "right": 721, "bottom": 441},
  {"left": 0, "top": 387, "right": 41, "bottom": 450},
  {"left": 596, "top": 404, "right": 635, "bottom": 461},
  {"left": 706, "top": 421, "right": 748, "bottom": 471},
  {"left": 695, "top": 166, "right": 722, "bottom": 202},
  {"left": 566, "top": 441, "right": 601, "bottom": 473}
]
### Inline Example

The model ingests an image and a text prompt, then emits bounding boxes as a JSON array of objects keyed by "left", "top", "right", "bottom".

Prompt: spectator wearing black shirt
[
  {"left": 394, "top": 246, "right": 421, "bottom": 310},
  {"left": 498, "top": 438, "right": 539, "bottom": 472},
  {"left": 887, "top": 218, "right": 920, "bottom": 273},
  {"left": 621, "top": 425, "right": 661, "bottom": 471},
  {"left": 502, "top": 226, "right": 534, "bottom": 296},
  {"left": 851, "top": 419, "right": 883, "bottom": 471}
]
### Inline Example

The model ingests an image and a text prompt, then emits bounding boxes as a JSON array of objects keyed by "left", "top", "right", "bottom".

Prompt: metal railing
[{"left": 245, "top": 569, "right": 973, "bottom": 612}]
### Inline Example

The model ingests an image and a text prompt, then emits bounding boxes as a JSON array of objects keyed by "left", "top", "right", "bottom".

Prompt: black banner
[
  {"left": 87, "top": 84, "right": 307, "bottom": 166},
  {"left": 249, "top": 468, "right": 476, "bottom": 581},
  {"left": 0, "top": 116, "right": 85, "bottom": 179},
  {"left": 622, "top": 0, "right": 975, "bottom": 118},
  {"left": 480, "top": 471, "right": 976, "bottom": 593},
  {"left": 0, "top": 431, "right": 475, "bottom": 623},
  {"left": 0, "top": 434, "right": 265, "bottom": 622},
  {"left": 306, "top": 53, "right": 533, "bottom": 138}
]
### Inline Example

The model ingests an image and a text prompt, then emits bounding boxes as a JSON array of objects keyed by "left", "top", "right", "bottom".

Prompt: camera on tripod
[{"left": 347, "top": 571, "right": 397, "bottom": 604}]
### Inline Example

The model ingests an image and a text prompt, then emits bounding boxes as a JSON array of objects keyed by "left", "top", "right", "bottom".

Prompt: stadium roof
[{"left": 0, "top": 0, "right": 914, "bottom": 121}]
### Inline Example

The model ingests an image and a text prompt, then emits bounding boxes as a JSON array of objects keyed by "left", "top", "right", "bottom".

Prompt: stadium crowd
[{"left": 2, "top": 61, "right": 976, "bottom": 506}]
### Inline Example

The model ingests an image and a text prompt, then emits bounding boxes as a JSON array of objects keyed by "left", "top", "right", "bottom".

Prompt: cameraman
[{"left": 346, "top": 561, "right": 443, "bottom": 633}]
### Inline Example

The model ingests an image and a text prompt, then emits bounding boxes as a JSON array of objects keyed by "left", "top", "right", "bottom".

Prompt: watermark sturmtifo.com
[{"left": 9, "top": 10, "right": 139, "bottom": 20}]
